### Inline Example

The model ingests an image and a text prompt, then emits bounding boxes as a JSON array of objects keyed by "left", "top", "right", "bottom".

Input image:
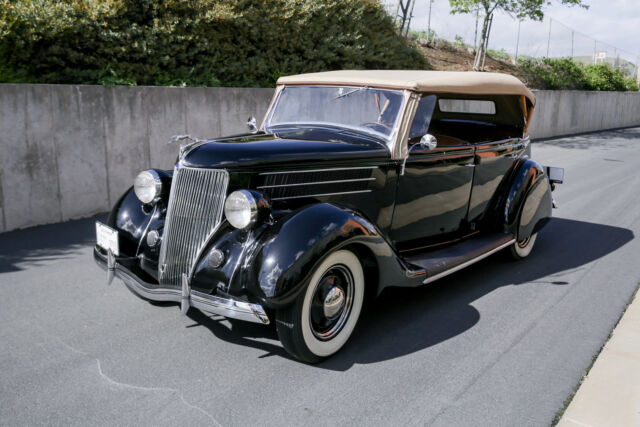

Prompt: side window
[
  {"left": 429, "top": 95, "right": 524, "bottom": 144},
  {"left": 409, "top": 95, "right": 437, "bottom": 140},
  {"left": 438, "top": 99, "right": 496, "bottom": 114},
  {"left": 430, "top": 97, "right": 502, "bottom": 145}
]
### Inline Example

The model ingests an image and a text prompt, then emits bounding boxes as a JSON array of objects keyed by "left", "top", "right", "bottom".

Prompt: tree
[
  {"left": 449, "top": 0, "right": 587, "bottom": 71},
  {"left": 395, "top": 0, "right": 418, "bottom": 36}
]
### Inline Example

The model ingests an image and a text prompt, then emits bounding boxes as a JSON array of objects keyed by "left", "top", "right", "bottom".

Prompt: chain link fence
[{"left": 384, "top": 0, "right": 639, "bottom": 80}]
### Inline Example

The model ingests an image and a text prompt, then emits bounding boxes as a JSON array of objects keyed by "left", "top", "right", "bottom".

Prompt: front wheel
[
  {"left": 276, "top": 249, "right": 365, "bottom": 363},
  {"left": 510, "top": 233, "right": 538, "bottom": 260}
]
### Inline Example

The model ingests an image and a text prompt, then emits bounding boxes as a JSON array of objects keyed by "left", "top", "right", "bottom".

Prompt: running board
[{"left": 404, "top": 233, "right": 515, "bottom": 284}]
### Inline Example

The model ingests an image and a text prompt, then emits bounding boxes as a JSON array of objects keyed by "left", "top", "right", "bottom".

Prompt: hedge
[
  {"left": 0, "top": 0, "right": 429, "bottom": 87},
  {"left": 518, "top": 57, "right": 639, "bottom": 92}
]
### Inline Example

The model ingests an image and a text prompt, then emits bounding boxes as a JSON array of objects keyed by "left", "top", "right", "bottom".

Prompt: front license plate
[{"left": 96, "top": 222, "right": 119, "bottom": 256}]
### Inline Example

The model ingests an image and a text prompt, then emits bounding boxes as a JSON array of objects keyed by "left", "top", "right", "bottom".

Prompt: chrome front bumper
[{"left": 93, "top": 248, "right": 270, "bottom": 325}]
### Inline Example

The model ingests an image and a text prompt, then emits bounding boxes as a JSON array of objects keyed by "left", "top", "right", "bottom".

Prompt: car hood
[{"left": 180, "top": 132, "right": 390, "bottom": 170}]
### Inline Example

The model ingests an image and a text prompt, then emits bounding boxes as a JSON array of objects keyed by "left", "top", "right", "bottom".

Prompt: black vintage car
[{"left": 94, "top": 70, "right": 563, "bottom": 362}]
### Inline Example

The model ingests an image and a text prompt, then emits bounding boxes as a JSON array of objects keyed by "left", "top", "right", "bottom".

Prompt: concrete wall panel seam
[{"left": 50, "top": 85, "right": 64, "bottom": 224}]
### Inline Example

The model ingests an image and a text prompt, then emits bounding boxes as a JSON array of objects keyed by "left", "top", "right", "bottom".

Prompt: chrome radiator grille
[{"left": 158, "top": 167, "right": 229, "bottom": 288}]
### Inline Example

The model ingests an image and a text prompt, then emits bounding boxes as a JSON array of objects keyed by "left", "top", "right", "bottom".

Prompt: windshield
[{"left": 266, "top": 86, "right": 405, "bottom": 142}]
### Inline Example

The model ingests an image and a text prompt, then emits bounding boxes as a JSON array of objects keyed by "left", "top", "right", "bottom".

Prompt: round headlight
[
  {"left": 134, "top": 170, "right": 162, "bottom": 204},
  {"left": 224, "top": 190, "right": 271, "bottom": 229}
]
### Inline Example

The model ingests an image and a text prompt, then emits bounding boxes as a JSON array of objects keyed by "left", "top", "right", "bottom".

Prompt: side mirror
[
  {"left": 419, "top": 134, "right": 437, "bottom": 151},
  {"left": 247, "top": 116, "right": 258, "bottom": 133},
  {"left": 401, "top": 133, "right": 438, "bottom": 176}
]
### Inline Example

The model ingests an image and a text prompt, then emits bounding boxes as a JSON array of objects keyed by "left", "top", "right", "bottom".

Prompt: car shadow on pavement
[
  {"left": 184, "top": 217, "right": 634, "bottom": 369},
  {"left": 185, "top": 310, "right": 294, "bottom": 360},
  {"left": 0, "top": 215, "right": 106, "bottom": 274},
  {"left": 320, "top": 217, "right": 633, "bottom": 370}
]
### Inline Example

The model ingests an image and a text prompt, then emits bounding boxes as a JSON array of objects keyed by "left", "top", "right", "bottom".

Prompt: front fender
[
  {"left": 107, "top": 187, "right": 152, "bottom": 256},
  {"left": 246, "top": 203, "right": 392, "bottom": 308},
  {"left": 105, "top": 169, "right": 172, "bottom": 278},
  {"left": 505, "top": 159, "right": 553, "bottom": 240}
]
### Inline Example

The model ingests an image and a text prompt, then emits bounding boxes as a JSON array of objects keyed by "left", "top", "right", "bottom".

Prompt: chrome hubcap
[
  {"left": 518, "top": 237, "right": 531, "bottom": 248},
  {"left": 323, "top": 287, "right": 345, "bottom": 318},
  {"left": 309, "top": 265, "right": 354, "bottom": 341}
]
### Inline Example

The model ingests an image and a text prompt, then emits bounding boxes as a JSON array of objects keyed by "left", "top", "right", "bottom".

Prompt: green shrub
[
  {"left": 0, "top": 0, "right": 428, "bottom": 87},
  {"left": 517, "top": 57, "right": 638, "bottom": 91},
  {"left": 582, "top": 64, "right": 632, "bottom": 91},
  {"left": 517, "top": 57, "right": 584, "bottom": 90},
  {"left": 626, "top": 78, "right": 640, "bottom": 92}
]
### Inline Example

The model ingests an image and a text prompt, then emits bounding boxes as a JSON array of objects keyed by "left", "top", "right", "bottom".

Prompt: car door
[
  {"left": 466, "top": 138, "right": 528, "bottom": 224},
  {"left": 389, "top": 95, "right": 475, "bottom": 250},
  {"left": 463, "top": 94, "right": 530, "bottom": 224}
]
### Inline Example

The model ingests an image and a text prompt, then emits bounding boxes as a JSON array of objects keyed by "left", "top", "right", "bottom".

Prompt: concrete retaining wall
[
  {"left": 0, "top": 85, "right": 273, "bottom": 233},
  {"left": 529, "top": 90, "right": 640, "bottom": 139},
  {"left": 1, "top": 84, "right": 639, "bottom": 233}
]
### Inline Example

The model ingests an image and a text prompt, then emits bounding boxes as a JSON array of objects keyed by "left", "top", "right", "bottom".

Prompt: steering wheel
[{"left": 361, "top": 122, "right": 392, "bottom": 133}]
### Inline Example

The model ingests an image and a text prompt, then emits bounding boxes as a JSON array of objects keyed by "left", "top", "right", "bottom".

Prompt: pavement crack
[
  {"left": 96, "top": 359, "right": 223, "bottom": 426},
  {"left": 40, "top": 326, "right": 223, "bottom": 426}
]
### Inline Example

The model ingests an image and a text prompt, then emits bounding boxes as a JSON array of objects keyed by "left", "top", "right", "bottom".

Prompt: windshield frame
[{"left": 264, "top": 85, "right": 407, "bottom": 149}]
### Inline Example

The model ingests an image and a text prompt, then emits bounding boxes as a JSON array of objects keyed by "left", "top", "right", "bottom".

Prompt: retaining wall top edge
[{"left": 1, "top": 83, "right": 638, "bottom": 95}]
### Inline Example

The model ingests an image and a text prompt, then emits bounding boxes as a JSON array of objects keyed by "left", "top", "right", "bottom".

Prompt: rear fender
[{"left": 504, "top": 159, "right": 553, "bottom": 240}]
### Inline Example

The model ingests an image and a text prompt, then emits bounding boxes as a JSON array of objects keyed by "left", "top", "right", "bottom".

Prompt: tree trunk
[{"left": 473, "top": 11, "right": 491, "bottom": 71}]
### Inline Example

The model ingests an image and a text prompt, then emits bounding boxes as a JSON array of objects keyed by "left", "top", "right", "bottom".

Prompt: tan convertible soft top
[{"left": 277, "top": 70, "right": 535, "bottom": 105}]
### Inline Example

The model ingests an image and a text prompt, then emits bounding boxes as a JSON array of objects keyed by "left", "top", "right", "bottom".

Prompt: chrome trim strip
[
  {"left": 393, "top": 90, "right": 420, "bottom": 160},
  {"left": 180, "top": 138, "right": 210, "bottom": 160},
  {"left": 421, "top": 239, "right": 515, "bottom": 284},
  {"left": 261, "top": 85, "right": 284, "bottom": 131},
  {"left": 186, "top": 219, "right": 226, "bottom": 282},
  {"left": 259, "top": 166, "right": 377, "bottom": 175},
  {"left": 474, "top": 137, "right": 527, "bottom": 153},
  {"left": 136, "top": 203, "right": 158, "bottom": 254},
  {"left": 405, "top": 268, "right": 426, "bottom": 278},
  {"left": 157, "top": 166, "right": 181, "bottom": 277},
  {"left": 270, "top": 189, "right": 372, "bottom": 201},
  {"left": 257, "top": 177, "right": 375, "bottom": 189}
]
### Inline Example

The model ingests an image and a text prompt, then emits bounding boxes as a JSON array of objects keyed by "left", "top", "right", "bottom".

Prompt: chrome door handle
[
  {"left": 506, "top": 153, "right": 520, "bottom": 158},
  {"left": 463, "top": 163, "right": 475, "bottom": 167}
]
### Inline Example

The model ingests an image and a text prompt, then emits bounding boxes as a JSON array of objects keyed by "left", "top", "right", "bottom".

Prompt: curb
[{"left": 557, "top": 285, "right": 640, "bottom": 427}]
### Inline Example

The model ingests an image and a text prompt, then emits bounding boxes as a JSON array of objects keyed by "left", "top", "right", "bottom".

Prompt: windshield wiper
[{"left": 334, "top": 86, "right": 369, "bottom": 99}]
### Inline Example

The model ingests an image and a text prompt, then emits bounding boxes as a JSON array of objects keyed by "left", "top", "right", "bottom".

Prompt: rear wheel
[
  {"left": 276, "top": 249, "right": 365, "bottom": 363},
  {"left": 510, "top": 233, "right": 538, "bottom": 260}
]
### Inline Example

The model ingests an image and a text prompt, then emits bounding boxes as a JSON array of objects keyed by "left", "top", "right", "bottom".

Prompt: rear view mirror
[{"left": 420, "top": 134, "right": 437, "bottom": 151}]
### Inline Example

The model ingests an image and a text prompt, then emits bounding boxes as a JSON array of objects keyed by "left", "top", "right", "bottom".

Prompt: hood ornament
[{"left": 168, "top": 134, "right": 206, "bottom": 158}]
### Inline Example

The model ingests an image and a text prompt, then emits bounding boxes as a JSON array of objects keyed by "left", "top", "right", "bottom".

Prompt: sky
[{"left": 383, "top": 0, "right": 640, "bottom": 64}]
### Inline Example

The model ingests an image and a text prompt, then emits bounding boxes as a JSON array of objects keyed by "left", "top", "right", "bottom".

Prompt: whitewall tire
[
  {"left": 510, "top": 233, "right": 537, "bottom": 260},
  {"left": 276, "top": 249, "right": 365, "bottom": 363}
]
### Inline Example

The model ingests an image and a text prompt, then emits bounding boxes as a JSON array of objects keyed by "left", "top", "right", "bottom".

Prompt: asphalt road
[{"left": 2, "top": 128, "right": 640, "bottom": 426}]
